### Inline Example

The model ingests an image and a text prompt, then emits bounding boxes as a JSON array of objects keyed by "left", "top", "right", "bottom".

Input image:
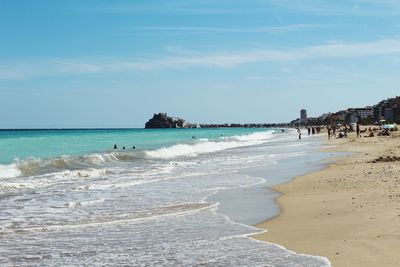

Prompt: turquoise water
[
  {"left": 0, "top": 128, "right": 271, "bottom": 164},
  {"left": 0, "top": 128, "right": 331, "bottom": 266}
]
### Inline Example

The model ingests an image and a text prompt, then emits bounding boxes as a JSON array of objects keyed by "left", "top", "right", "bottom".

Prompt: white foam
[
  {"left": 146, "top": 131, "right": 275, "bottom": 159},
  {"left": 81, "top": 154, "right": 108, "bottom": 164},
  {"left": 10, "top": 203, "right": 218, "bottom": 233},
  {"left": 228, "top": 131, "right": 275, "bottom": 141},
  {"left": 0, "top": 180, "right": 51, "bottom": 191},
  {"left": 67, "top": 198, "right": 106, "bottom": 208},
  {"left": 57, "top": 168, "right": 107, "bottom": 179},
  {"left": 0, "top": 163, "right": 21, "bottom": 179}
]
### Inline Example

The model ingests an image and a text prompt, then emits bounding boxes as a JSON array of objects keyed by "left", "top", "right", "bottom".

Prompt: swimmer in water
[{"left": 113, "top": 144, "right": 117, "bottom": 149}]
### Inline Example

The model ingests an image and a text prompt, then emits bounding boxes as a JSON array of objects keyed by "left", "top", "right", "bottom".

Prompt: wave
[
  {"left": 0, "top": 163, "right": 22, "bottom": 179},
  {"left": 0, "top": 152, "right": 131, "bottom": 179},
  {"left": 146, "top": 131, "right": 275, "bottom": 159},
  {"left": 225, "top": 131, "right": 274, "bottom": 141},
  {"left": 0, "top": 130, "right": 277, "bottom": 179},
  {"left": 2, "top": 203, "right": 217, "bottom": 234}
]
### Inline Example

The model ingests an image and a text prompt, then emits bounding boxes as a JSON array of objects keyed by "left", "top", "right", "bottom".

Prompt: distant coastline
[
  {"left": 144, "top": 113, "right": 294, "bottom": 129},
  {"left": 145, "top": 96, "right": 400, "bottom": 129}
]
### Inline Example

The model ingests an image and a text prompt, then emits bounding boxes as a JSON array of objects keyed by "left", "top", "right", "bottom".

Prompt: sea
[{"left": 0, "top": 128, "right": 332, "bottom": 266}]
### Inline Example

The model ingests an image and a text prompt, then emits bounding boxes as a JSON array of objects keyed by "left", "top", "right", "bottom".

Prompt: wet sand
[
  {"left": 253, "top": 131, "right": 400, "bottom": 266},
  {"left": 209, "top": 148, "right": 332, "bottom": 226}
]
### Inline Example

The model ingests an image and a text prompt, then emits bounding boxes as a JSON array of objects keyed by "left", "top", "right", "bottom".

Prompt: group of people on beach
[
  {"left": 327, "top": 123, "right": 391, "bottom": 139},
  {"left": 327, "top": 124, "right": 351, "bottom": 139},
  {"left": 296, "top": 126, "right": 321, "bottom": 140},
  {"left": 296, "top": 123, "right": 392, "bottom": 141},
  {"left": 307, "top": 126, "right": 321, "bottom": 136}
]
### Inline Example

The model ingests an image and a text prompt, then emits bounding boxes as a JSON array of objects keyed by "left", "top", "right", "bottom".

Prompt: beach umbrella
[{"left": 383, "top": 124, "right": 397, "bottom": 130}]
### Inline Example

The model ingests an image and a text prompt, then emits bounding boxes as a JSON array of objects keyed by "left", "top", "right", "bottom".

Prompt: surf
[{"left": 0, "top": 130, "right": 278, "bottom": 178}]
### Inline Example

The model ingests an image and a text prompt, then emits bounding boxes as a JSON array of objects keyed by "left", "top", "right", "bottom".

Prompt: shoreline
[
  {"left": 209, "top": 133, "right": 333, "bottom": 226},
  {"left": 253, "top": 131, "right": 400, "bottom": 266}
]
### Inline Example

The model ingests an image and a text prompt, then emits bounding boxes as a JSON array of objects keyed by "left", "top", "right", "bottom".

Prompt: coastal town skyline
[{"left": 2, "top": 1, "right": 400, "bottom": 128}]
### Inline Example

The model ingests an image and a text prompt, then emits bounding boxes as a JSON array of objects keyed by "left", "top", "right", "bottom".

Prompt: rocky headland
[{"left": 145, "top": 113, "right": 193, "bottom": 129}]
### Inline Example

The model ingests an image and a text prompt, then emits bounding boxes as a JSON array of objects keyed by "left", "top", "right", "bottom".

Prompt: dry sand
[{"left": 253, "top": 131, "right": 400, "bottom": 267}]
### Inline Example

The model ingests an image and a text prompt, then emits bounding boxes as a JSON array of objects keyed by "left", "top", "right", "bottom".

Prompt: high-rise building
[{"left": 300, "top": 109, "right": 307, "bottom": 122}]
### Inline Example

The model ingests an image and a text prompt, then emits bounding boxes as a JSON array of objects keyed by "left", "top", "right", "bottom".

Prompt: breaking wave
[
  {"left": 0, "top": 163, "right": 22, "bottom": 179},
  {"left": 0, "top": 131, "right": 277, "bottom": 179},
  {"left": 145, "top": 131, "right": 275, "bottom": 159}
]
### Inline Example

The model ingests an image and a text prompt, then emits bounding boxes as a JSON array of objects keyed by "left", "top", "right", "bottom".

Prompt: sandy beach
[{"left": 254, "top": 131, "right": 400, "bottom": 266}]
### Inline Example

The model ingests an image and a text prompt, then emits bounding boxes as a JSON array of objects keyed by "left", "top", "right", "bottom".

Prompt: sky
[{"left": 1, "top": 0, "right": 400, "bottom": 128}]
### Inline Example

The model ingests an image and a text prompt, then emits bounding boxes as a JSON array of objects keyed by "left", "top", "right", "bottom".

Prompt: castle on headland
[
  {"left": 295, "top": 96, "right": 400, "bottom": 126},
  {"left": 145, "top": 113, "right": 193, "bottom": 128}
]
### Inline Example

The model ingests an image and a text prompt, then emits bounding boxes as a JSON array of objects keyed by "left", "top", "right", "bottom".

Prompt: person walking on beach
[
  {"left": 356, "top": 122, "right": 361, "bottom": 138},
  {"left": 308, "top": 127, "right": 311, "bottom": 136},
  {"left": 299, "top": 132, "right": 302, "bottom": 140},
  {"left": 327, "top": 127, "right": 331, "bottom": 140}
]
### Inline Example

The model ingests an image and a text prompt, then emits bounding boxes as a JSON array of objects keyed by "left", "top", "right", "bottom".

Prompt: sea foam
[
  {"left": 0, "top": 163, "right": 21, "bottom": 179},
  {"left": 145, "top": 131, "right": 275, "bottom": 159}
]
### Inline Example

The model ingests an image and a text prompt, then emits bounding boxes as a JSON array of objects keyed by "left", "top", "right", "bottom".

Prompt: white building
[{"left": 349, "top": 107, "right": 374, "bottom": 120}]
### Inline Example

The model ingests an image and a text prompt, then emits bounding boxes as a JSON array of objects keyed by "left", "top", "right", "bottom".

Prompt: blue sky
[{"left": 1, "top": 0, "right": 400, "bottom": 128}]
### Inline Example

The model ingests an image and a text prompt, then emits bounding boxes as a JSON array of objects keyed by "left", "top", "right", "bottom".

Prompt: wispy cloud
[
  {"left": 92, "top": 1, "right": 239, "bottom": 15},
  {"left": 92, "top": 0, "right": 400, "bottom": 17},
  {"left": 262, "top": 0, "right": 400, "bottom": 16},
  {"left": 2, "top": 39, "right": 400, "bottom": 80},
  {"left": 128, "top": 24, "right": 328, "bottom": 34}
]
